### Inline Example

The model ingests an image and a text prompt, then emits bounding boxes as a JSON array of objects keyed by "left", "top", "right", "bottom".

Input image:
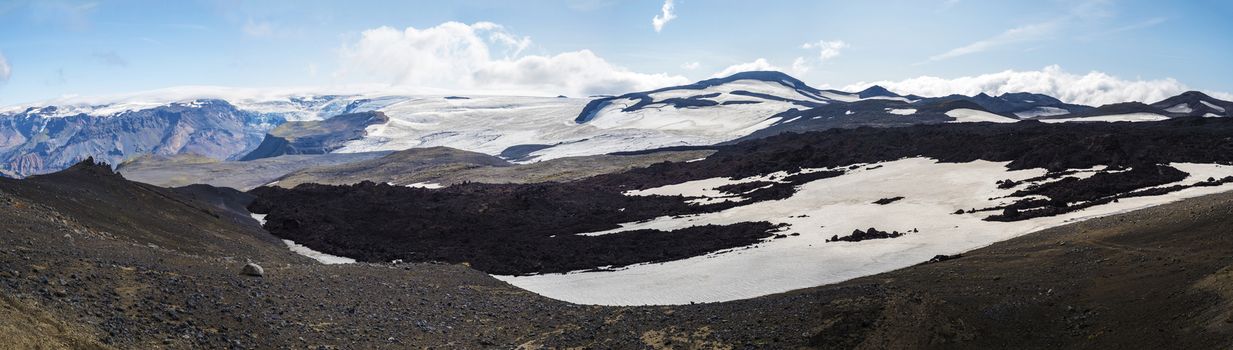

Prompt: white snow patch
[
  {"left": 495, "top": 158, "right": 1233, "bottom": 305},
  {"left": 684, "top": 157, "right": 707, "bottom": 163},
  {"left": 251, "top": 213, "right": 357, "bottom": 265},
  {"left": 250, "top": 213, "right": 267, "bottom": 226},
  {"left": 886, "top": 108, "right": 917, "bottom": 115},
  {"left": 1205, "top": 113, "right": 1223, "bottom": 118},
  {"left": 282, "top": 240, "right": 358, "bottom": 265},
  {"left": 1165, "top": 103, "right": 1193, "bottom": 114},
  {"left": 407, "top": 182, "right": 444, "bottom": 189},
  {"left": 1014, "top": 106, "right": 1069, "bottom": 118},
  {"left": 945, "top": 108, "right": 1018, "bottom": 123},
  {"left": 1201, "top": 100, "right": 1226, "bottom": 112},
  {"left": 1039, "top": 113, "right": 1169, "bottom": 123}
]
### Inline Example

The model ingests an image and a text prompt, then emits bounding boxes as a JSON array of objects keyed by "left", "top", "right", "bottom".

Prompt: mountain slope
[
  {"left": 0, "top": 100, "right": 279, "bottom": 177},
  {"left": 239, "top": 111, "right": 388, "bottom": 161},
  {"left": 116, "top": 151, "right": 392, "bottom": 190},
  {"left": 273, "top": 147, "right": 715, "bottom": 188},
  {"left": 0, "top": 158, "right": 293, "bottom": 259},
  {"left": 1036, "top": 102, "right": 1172, "bottom": 123},
  {"left": 271, "top": 146, "right": 510, "bottom": 187},
  {"left": 1151, "top": 91, "right": 1232, "bottom": 118}
]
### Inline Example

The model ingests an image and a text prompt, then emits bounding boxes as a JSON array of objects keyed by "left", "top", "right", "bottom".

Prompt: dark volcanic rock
[
  {"left": 827, "top": 227, "right": 913, "bottom": 243},
  {"left": 250, "top": 181, "right": 778, "bottom": 275},
  {"left": 873, "top": 196, "right": 904, "bottom": 205}
]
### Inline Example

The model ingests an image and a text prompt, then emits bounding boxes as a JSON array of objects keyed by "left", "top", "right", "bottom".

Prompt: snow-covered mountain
[
  {"left": 2, "top": 71, "right": 1229, "bottom": 177},
  {"left": 334, "top": 71, "right": 926, "bottom": 163}
]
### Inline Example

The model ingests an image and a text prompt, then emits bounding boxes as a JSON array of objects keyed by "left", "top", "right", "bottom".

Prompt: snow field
[{"left": 496, "top": 158, "right": 1233, "bottom": 305}]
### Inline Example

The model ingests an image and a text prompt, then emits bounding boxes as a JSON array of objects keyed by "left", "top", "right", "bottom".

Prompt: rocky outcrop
[{"left": 239, "top": 111, "right": 388, "bottom": 161}]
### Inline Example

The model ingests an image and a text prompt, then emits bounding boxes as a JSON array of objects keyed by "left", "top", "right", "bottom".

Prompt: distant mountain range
[{"left": 1, "top": 71, "right": 1229, "bottom": 177}]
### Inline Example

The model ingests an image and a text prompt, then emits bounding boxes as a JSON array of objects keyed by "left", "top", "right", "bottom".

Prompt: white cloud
[
  {"left": 801, "top": 40, "right": 848, "bottom": 63},
  {"left": 842, "top": 65, "right": 1226, "bottom": 106},
  {"left": 652, "top": 0, "right": 677, "bottom": 33},
  {"left": 710, "top": 58, "right": 781, "bottom": 78},
  {"left": 0, "top": 52, "right": 10, "bottom": 82},
  {"left": 337, "top": 22, "right": 688, "bottom": 96},
  {"left": 791, "top": 57, "right": 810, "bottom": 75},
  {"left": 680, "top": 61, "right": 700, "bottom": 70},
  {"left": 928, "top": 21, "right": 1058, "bottom": 62}
]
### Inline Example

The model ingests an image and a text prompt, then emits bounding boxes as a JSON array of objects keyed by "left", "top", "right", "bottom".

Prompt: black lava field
[{"left": 251, "top": 117, "right": 1233, "bottom": 275}]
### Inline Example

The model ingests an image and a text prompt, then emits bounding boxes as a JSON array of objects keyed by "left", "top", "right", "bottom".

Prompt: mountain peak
[
  {"left": 1178, "top": 90, "right": 1216, "bottom": 101},
  {"left": 857, "top": 85, "right": 899, "bottom": 99},
  {"left": 1150, "top": 90, "right": 1230, "bottom": 111},
  {"left": 65, "top": 157, "right": 118, "bottom": 176},
  {"left": 702, "top": 71, "right": 812, "bottom": 91}
]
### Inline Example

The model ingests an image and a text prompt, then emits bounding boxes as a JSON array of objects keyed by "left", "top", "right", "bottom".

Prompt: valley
[{"left": 4, "top": 154, "right": 1233, "bottom": 348}]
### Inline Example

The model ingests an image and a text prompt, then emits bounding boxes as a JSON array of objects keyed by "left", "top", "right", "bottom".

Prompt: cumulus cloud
[
  {"left": 710, "top": 58, "right": 781, "bottom": 78},
  {"left": 928, "top": 21, "right": 1058, "bottom": 62},
  {"left": 652, "top": 0, "right": 677, "bottom": 33},
  {"left": 337, "top": 22, "right": 688, "bottom": 96},
  {"left": 791, "top": 57, "right": 810, "bottom": 75},
  {"left": 680, "top": 61, "right": 700, "bottom": 70},
  {"left": 842, "top": 65, "right": 1226, "bottom": 106},
  {"left": 801, "top": 40, "right": 848, "bottom": 63},
  {"left": 0, "top": 52, "right": 10, "bottom": 82}
]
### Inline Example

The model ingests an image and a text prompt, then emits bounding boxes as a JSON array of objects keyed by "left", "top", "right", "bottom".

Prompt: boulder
[{"left": 241, "top": 262, "right": 264, "bottom": 277}]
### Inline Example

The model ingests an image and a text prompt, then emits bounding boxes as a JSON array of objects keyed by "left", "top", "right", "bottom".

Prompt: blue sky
[{"left": 1, "top": 0, "right": 1231, "bottom": 105}]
